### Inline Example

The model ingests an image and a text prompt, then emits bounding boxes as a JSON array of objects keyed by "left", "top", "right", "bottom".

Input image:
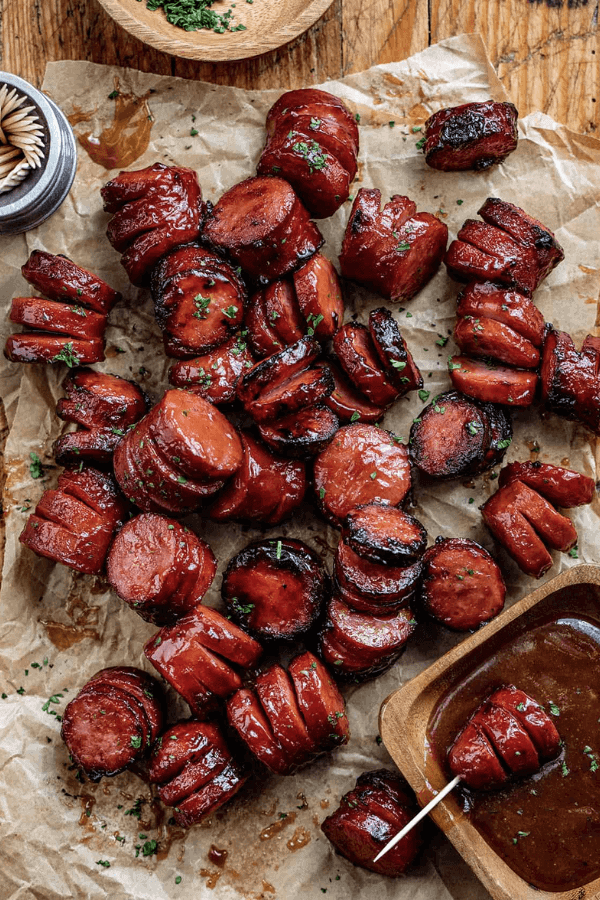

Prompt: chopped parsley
[
  {"left": 144, "top": 0, "right": 246, "bottom": 33},
  {"left": 548, "top": 701, "right": 560, "bottom": 717},
  {"left": 418, "top": 389, "right": 430, "bottom": 403},
  {"left": 292, "top": 141, "right": 327, "bottom": 173},
  {"left": 51, "top": 341, "right": 80, "bottom": 367},
  {"left": 350, "top": 411, "right": 361, "bottom": 422},
  {"left": 569, "top": 546, "right": 579, "bottom": 559},
  {"left": 193, "top": 294, "right": 211, "bottom": 319},
  {"left": 396, "top": 241, "right": 411, "bottom": 252},
  {"left": 29, "top": 452, "right": 44, "bottom": 479},
  {"left": 221, "top": 305, "right": 238, "bottom": 319}
]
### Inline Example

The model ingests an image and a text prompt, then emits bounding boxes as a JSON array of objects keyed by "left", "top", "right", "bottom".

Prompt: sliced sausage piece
[
  {"left": 57, "top": 369, "right": 148, "bottom": 430},
  {"left": 203, "top": 176, "right": 323, "bottom": 283},
  {"left": 221, "top": 538, "right": 328, "bottom": 642},
  {"left": 255, "top": 665, "right": 317, "bottom": 764},
  {"left": 333, "top": 324, "right": 399, "bottom": 407},
  {"left": 288, "top": 651, "right": 349, "bottom": 749},
  {"left": 314, "top": 424, "right": 411, "bottom": 526},
  {"left": 159, "top": 746, "right": 231, "bottom": 808},
  {"left": 266, "top": 89, "right": 359, "bottom": 155},
  {"left": 263, "top": 279, "right": 306, "bottom": 345},
  {"left": 148, "top": 721, "right": 230, "bottom": 784},
  {"left": 21, "top": 250, "right": 121, "bottom": 314},
  {"left": 454, "top": 316, "right": 540, "bottom": 368},
  {"left": 53, "top": 429, "right": 120, "bottom": 468},
  {"left": 321, "top": 599, "right": 416, "bottom": 676},
  {"left": 101, "top": 161, "right": 184, "bottom": 211},
  {"left": 237, "top": 335, "right": 320, "bottom": 408},
  {"left": 424, "top": 101, "right": 518, "bottom": 171},
  {"left": 168, "top": 331, "right": 254, "bottom": 405},
  {"left": 10, "top": 297, "right": 107, "bottom": 341},
  {"left": 335, "top": 539, "right": 422, "bottom": 605},
  {"left": 245, "top": 287, "right": 286, "bottom": 358},
  {"left": 369, "top": 307, "right": 423, "bottom": 394},
  {"left": 209, "top": 431, "right": 306, "bottom": 526},
  {"left": 448, "top": 355, "right": 538, "bottom": 407},
  {"left": 456, "top": 219, "right": 539, "bottom": 295},
  {"left": 243, "top": 365, "right": 333, "bottom": 424},
  {"left": 5, "top": 334, "right": 104, "bottom": 365},
  {"left": 258, "top": 405, "right": 339, "bottom": 458},
  {"left": 88, "top": 666, "right": 164, "bottom": 744},
  {"left": 473, "top": 703, "right": 539, "bottom": 776},
  {"left": 489, "top": 686, "right": 561, "bottom": 760},
  {"left": 419, "top": 537, "right": 506, "bottom": 631},
  {"left": 57, "top": 466, "right": 127, "bottom": 527},
  {"left": 540, "top": 327, "right": 600, "bottom": 435},
  {"left": 478, "top": 197, "right": 565, "bottom": 282},
  {"left": 448, "top": 721, "right": 508, "bottom": 790},
  {"left": 61, "top": 683, "right": 146, "bottom": 781},
  {"left": 445, "top": 239, "right": 513, "bottom": 287},
  {"left": 498, "top": 461, "right": 596, "bottom": 508},
  {"left": 481, "top": 480, "right": 577, "bottom": 578},
  {"left": 322, "top": 360, "right": 386, "bottom": 425},
  {"left": 409, "top": 391, "right": 491, "bottom": 479},
  {"left": 293, "top": 254, "right": 344, "bottom": 340},
  {"left": 343, "top": 504, "right": 427, "bottom": 566},
  {"left": 226, "top": 688, "right": 293, "bottom": 775},
  {"left": 456, "top": 281, "right": 546, "bottom": 347},
  {"left": 173, "top": 761, "right": 248, "bottom": 827}
]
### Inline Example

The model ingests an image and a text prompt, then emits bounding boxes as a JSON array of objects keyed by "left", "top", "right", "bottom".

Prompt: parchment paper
[{"left": 1, "top": 33, "right": 600, "bottom": 900}]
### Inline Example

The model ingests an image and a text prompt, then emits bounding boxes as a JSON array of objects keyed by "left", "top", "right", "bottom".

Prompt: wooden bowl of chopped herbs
[{"left": 96, "top": 0, "right": 336, "bottom": 60}]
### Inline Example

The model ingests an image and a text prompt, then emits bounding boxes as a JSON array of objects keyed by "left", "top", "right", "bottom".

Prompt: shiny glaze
[{"left": 424, "top": 101, "right": 518, "bottom": 171}]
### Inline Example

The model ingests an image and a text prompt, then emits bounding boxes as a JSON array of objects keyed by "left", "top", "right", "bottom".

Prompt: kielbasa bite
[{"left": 424, "top": 101, "right": 518, "bottom": 171}]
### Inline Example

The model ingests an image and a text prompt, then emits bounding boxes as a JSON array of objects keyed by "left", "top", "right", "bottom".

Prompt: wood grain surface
[{"left": 0, "top": 0, "right": 598, "bottom": 132}]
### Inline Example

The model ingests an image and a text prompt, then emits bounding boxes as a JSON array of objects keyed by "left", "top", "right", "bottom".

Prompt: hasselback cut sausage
[
  {"left": 418, "top": 537, "right": 506, "bottom": 631},
  {"left": 144, "top": 604, "right": 263, "bottom": 719},
  {"left": 318, "top": 600, "right": 416, "bottom": 680},
  {"left": 334, "top": 539, "right": 422, "bottom": 614},
  {"left": 454, "top": 315, "right": 540, "bottom": 369},
  {"left": 107, "top": 513, "right": 217, "bottom": 625},
  {"left": 293, "top": 254, "right": 344, "bottom": 340},
  {"left": 286, "top": 651, "right": 349, "bottom": 748},
  {"left": 321, "top": 770, "right": 424, "bottom": 876},
  {"left": 258, "top": 405, "right": 339, "bottom": 458},
  {"left": 424, "top": 101, "right": 518, "bottom": 171},
  {"left": 481, "top": 479, "right": 579, "bottom": 578},
  {"left": 61, "top": 666, "right": 164, "bottom": 781},
  {"left": 343, "top": 504, "right": 427, "bottom": 566},
  {"left": 368, "top": 307, "right": 423, "bottom": 395},
  {"left": 168, "top": 331, "right": 254, "bottom": 405},
  {"left": 451, "top": 219, "right": 539, "bottom": 295},
  {"left": 209, "top": 431, "right": 306, "bottom": 525},
  {"left": 498, "top": 460, "right": 596, "bottom": 508},
  {"left": 314, "top": 423, "right": 411, "bottom": 526},
  {"left": 151, "top": 243, "right": 246, "bottom": 359},
  {"left": 148, "top": 721, "right": 247, "bottom": 826},
  {"left": 339, "top": 189, "right": 448, "bottom": 303},
  {"left": 20, "top": 466, "right": 127, "bottom": 574},
  {"left": 203, "top": 176, "right": 323, "bottom": 283},
  {"left": 221, "top": 538, "right": 328, "bottom": 642},
  {"left": 322, "top": 359, "right": 386, "bottom": 425},
  {"left": 255, "top": 665, "right": 317, "bottom": 763},
  {"left": 21, "top": 250, "right": 121, "bottom": 314},
  {"left": 448, "top": 355, "right": 538, "bottom": 407},
  {"left": 333, "top": 323, "right": 400, "bottom": 407},
  {"left": 456, "top": 281, "right": 546, "bottom": 348},
  {"left": 101, "top": 163, "right": 206, "bottom": 286},
  {"left": 448, "top": 685, "right": 561, "bottom": 790},
  {"left": 227, "top": 688, "right": 295, "bottom": 775},
  {"left": 540, "top": 327, "right": 600, "bottom": 435},
  {"left": 409, "top": 390, "right": 512, "bottom": 479}
]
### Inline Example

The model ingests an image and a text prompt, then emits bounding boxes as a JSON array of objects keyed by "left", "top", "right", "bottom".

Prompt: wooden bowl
[
  {"left": 379, "top": 565, "right": 600, "bottom": 900},
  {"left": 95, "top": 0, "right": 336, "bottom": 61}
]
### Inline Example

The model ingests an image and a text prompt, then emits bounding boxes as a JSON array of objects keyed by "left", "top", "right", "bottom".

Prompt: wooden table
[{"left": 1, "top": 0, "right": 598, "bottom": 136}]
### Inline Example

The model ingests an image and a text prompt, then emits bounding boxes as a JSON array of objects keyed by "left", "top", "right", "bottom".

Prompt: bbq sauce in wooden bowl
[{"left": 427, "top": 608, "right": 600, "bottom": 891}]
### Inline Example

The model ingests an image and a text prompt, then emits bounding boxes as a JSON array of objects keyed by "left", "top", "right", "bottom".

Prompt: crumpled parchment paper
[{"left": 1, "top": 32, "right": 599, "bottom": 900}]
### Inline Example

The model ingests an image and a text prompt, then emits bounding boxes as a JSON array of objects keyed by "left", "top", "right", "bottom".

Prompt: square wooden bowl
[{"left": 379, "top": 565, "right": 600, "bottom": 900}]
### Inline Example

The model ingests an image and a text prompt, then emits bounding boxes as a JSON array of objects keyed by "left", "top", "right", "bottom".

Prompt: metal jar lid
[{"left": 0, "top": 72, "right": 77, "bottom": 235}]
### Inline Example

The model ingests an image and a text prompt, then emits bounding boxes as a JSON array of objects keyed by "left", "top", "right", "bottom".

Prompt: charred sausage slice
[
  {"left": 168, "top": 331, "right": 254, "bottom": 405},
  {"left": 343, "top": 504, "right": 427, "bottom": 566},
  {"left": 221, "top": 538, "right": 327, "bottom": 642},
  {"left": 266, "top": 89, "right": 359, "bottom": 154},
  {"left": 57, "top": 369, "right": 148, "bottom": 430},
  {"left": 5, "top": 334, "right": 105, "bottom": 365},
  {"left": 489, "top": 686, "right": 561, "bottom": 760},
  {"left": 444, "top": 239, "right": 513, "bottom": 287},
  {"left": 333, "top": 323, "right": 399, "bottom": 407},
  {"left": 456, "top": 219, "right": 539, "bottom": 295},
  {"left": 424, "top": 101, "right": 518, "bottom": 171},
  {"left": 454, "top": 315, "right": 540, "bottom": 368},
  {"left": 540, "top": 327, "right": 600, "bottom": 435},
  {"left": 478, "top": 197, "right": 565, "bottom": 282},
  {"left": 148, "top": 721, "right": 230, "bottom": 785},
  {"left": 448, "top": 721, "right": 508, "bottom": 790},
  {"left": 456, "top": 281, "right": 546, "bottom": 347},
  {"left": 368, "top": 307, "right": 423, "bottom": 394},
  {"left": 237, "top": 335, "right": 319, "bottom": 407},
  {"left": 88, "top": 667, "right": 163, "bottom": 744},
  {"left": 288, "top": 651, "right": 349, "bottom": 749},
  {"left": 258, "top": 405, "right": 339, "bottom": 458},
  {"left": 245, "top": 287, "right": 286, "bottom": 358},
  {"left": 226, "top": 688, "right": 293, "bottom": 775},
  {"left": 255, "top": 665, "right": 317, "bottom": 763},
  {"left": 173, "top": 761, "right": 248, "bottom": 827},
  {"left": 263, "top": 279, "right": 306, "bottom": 345},
  {"left": 293, "top": 254, "right": 344, "bottom": 340},
  {"left": 448, "top": 355, "right": 538, "bottom": 407},
  {"left": 10, "top": 297, "right": 107, "bottom": 341},
  {"left": 21, "top": 250, "right": 121, "bottom": 314},
  {"left": 419, "top": 537, "right": 506, "bottom": 631},
  {"left": 472, "top": 703, "right": 539, "bottom": 776},
  {"left": 498, "top": 461, "right": 596, "bottom": 508},
  {"left": 314, "top": 424, "right": 411, "bottom": 526},
  {"left": 322, "top": 360, "right": 386, "bottom": 425},
  {"left": 53, "top": 429, "right": 120, "bottom": 468}
]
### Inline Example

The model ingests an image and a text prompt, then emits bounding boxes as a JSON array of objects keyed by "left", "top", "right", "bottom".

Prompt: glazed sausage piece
[
  {"left": 101, "top": 163, "right": 205, "bottom": 286},
  {"left": 20, "top": 466, "right": 127, "bottom": 574},
  {"left": 245, "top": 286, "right": 287, "bottom": 358},
  {"left": 4, "top": 334, "right": 104, "bottom": 366},
  {"left": 322, "top": 360, "right": 386, "bottom": 425},
  {"left": 10, "top": 296, "right": 107, "bottom": 341},
  {"left": 266, "top": 89, "right": 359, "bottom": 156},
  {"left": 255, "top": 665, "right": 317, "bottom": 765},
  {"left": 498, "top": 461, "right": 596, "bottom": 508},
  {"left": 481, "top": 480, "right": 578, "bottom": 578},
  {"left": 419, "top": 537, "right": 506, "bottom": 631},
  {"left": 174, "top": 762, "right": 248, "bottom": 828},
  {"left": 21, "top": 250, "right": 121, "bottom": 314},
  {"left": 321, "top": 770, "right": 424, "bottom": 877},
  {"left": 53, "top": 429, "right": 121, "bottom": 468},
  {"left": 448, "top": 722, "right": 508, "bottom": 791},
  {"left": 456, "top": 282, "right": 546, "bottom": 348},
  {"left": 293, "top": 254, "right": 344, "bottom": 340},
  {"left": 61, "top": 667, "right": 163, "bottom": 781},
  {"left": 151, "top": 243, "right": 247, "bottom": 359},
  {"left": 258, "top": 405, "right": 339, "bottom": 458},
  {"left": 454, "top": 219, "right": 539, "bottom": 295},
  {"left": 339, "top": 189, "right": 448, "bottom": 303},
  {"left": 144, "top": 604, "right": 263, "bottom": 719},
  {"left": 343, "top": 504, "right": 427, "bottom": 566},
  {"left": 454, "top": 315, "right": 540, "bottom": 369},
  {"left": 314, "top": 423, "right": 411, "bottom": 526},
  {"left": 424, "top": 101, "right": 518, "bottom": 171},
  {"left": 203, "top": 176, "right": 323, "bottom": 283},
  {"left": 489, "top": 686, "right": 561, "bottom": 759},
  {"left": 209, "top": 431, "right": 306, "bottom": 525},
  {"left": 448, "top": 355, "right": 538, "bottom": 407},
  {"left": 57, "top": 369, "right": 148, "bottom": 430},
  {"left": 409, "top": 390, "right": 512, "bottom": 479},
  {"left": 168, "top": 332, "right": 254, "bottom": 405},
  {"left": 540, "top": 327, "right": 600, "bottom": 435},
  {"left": 226, "top": 688, "right": 294, "bottom": 775},
  {"left": 368, "top": 307, "right": 423, "bottom": 395},
  {"left": 334, "top": 540, "right": 423, "bottom": 614},
  {"left": 333, "top": 324, "right": 400, "bottom": 407},
  {"left": 221, "top": 538, "right": 328, "bottom": 642},
  {"left": 319, "top": 601, "right": 416, "bottom": 680},
  {"left": 288, "top": 651, "right": 349, "bottom": 749},
  {"left": 263, "top": 279, "right": 306, "bottom": 345},
  {"left": 107, "top": 513, "right": 217, "bottom": 625}
]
